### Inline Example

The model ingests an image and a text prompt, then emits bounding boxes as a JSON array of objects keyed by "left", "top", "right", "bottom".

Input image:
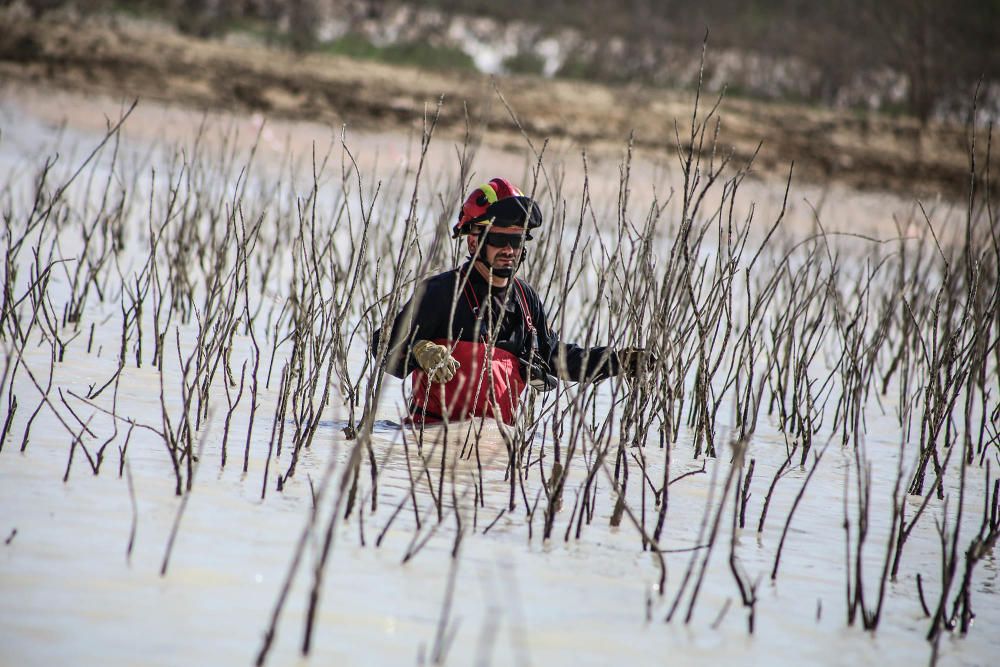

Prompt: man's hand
[
  {"left": 617, "top": 347, "right": 657, "bottom": 377},
  {"left": 412, "top": 340, "right": 461, "bottom": 384}
]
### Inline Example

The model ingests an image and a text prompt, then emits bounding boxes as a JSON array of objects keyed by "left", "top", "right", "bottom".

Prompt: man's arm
[
  {"left": 546, "top": 335, "right": 620, "bottom": 383},
  {"left": 524, "top": 285, "right": 620, "bottom": 383},
  {"left": 370, "top": 278, "right": 447, "bottom": 378}
]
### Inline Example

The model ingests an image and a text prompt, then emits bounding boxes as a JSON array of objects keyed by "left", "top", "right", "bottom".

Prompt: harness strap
[
  {"left": 463, "top": 277, "right": 536, "bottom": 336},
  {"left": 512, "top": 278, "right": 536, "bottom": 334},
  {"left": 462, "top": 280, "right": 479, "bottom": 314}
]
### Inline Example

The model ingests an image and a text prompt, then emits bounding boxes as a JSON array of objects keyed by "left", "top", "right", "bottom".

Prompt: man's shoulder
[
  {"left": 424, "top": 267, "right": 461, "bottom": 286},
  {"left": 417, "top": 267, "right": 461, "bottom": 296},
  {"left": 427, "top": 266, "right": 460, "bottom": 280}
]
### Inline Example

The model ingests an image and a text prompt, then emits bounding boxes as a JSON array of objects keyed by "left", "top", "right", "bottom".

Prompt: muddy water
[{"left": 1, "top": 88, "right": 997, "bottom": 666}]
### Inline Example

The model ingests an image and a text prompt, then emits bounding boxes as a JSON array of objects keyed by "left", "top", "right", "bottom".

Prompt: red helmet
[{"left": 453, "top": 178, "right": 542, "bottom": 238}]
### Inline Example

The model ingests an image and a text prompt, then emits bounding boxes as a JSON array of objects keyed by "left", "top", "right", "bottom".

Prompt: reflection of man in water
[{"left": 373, "top": 178, "right": 649, "bottom": 424}]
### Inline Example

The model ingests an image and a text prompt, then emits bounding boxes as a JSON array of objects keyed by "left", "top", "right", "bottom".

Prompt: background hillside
[
  {"left": 2, "top": 1, "right": 997, "bottom": 197},
  {"left": 11, "top": 0, "right": 995, "bottom": 123}
]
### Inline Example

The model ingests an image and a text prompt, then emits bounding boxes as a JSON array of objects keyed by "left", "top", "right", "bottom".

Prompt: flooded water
[{"left": 1, "top": 87, "right": 998, "bottom": 666}]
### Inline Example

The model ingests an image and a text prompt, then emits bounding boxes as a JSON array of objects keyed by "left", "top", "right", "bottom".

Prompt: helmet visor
[{"left": 474, "top": 196, "right": 542, "bottom": 231}]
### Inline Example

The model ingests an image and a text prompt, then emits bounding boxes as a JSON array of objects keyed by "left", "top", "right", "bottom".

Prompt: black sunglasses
[{"left": 483, "top": 231, "right": 527, "bottom": 249}]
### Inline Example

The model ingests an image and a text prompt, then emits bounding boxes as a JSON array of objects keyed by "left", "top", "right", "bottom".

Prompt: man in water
[{"left": 373, "top": 178, "right": 649, "bottom": 424}]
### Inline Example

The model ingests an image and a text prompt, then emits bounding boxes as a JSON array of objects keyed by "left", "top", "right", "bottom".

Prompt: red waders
[
  {"left": 409, "top": 279, "right": 536, "bottom": 425},
  {"left": 410, "top": 340, "right": 525, "bottom": 424}
]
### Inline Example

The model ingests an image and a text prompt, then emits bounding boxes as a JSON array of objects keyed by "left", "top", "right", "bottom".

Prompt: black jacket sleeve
[
  {"left": 370, "top": 276, "right": 451, "bottom": 379},
  {"left": 520, "top": 283, "right": 620, "bottom": 383}
]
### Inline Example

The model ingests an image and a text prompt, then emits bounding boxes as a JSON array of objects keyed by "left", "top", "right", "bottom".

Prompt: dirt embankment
[{"left": 0, "top": 13, "right": 984, "bottom": 199}]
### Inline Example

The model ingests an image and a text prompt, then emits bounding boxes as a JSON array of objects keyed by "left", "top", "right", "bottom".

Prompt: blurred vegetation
[
  {"left": 502, "top": 51, "right": 546, "bottom": 76},
  {"left": 14, "top": 0, "right": 1000, "bottom": 122},
  {"left": 428, "top": 0, "right": 1000, "bottom": 122},
  {"left": 556, "top": 56, "right": 630, "bottom": 84},
  {"left": 318, "top": 33, "right": 476, "bottom": 72}
]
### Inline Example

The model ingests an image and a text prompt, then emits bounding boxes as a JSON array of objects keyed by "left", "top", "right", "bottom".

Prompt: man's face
[{"left": 468, "top": 227, "right": 526, "bottom": 273}]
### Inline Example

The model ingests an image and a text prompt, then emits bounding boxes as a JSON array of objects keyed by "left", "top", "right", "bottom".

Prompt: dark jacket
[{"left": 372, "top": 262, "right": 619, "bottom": 383}]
